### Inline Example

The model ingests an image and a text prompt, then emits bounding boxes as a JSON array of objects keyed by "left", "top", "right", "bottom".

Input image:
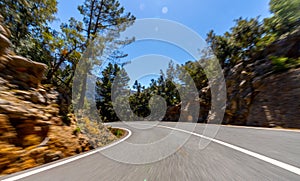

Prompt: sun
[{"left": 162, "top": 6, "right": 168, "bottom": 14}]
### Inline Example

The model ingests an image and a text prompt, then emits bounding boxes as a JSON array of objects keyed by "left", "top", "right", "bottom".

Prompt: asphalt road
[{"left": 1, "top": 122, "right": 300, "bottom": 181}]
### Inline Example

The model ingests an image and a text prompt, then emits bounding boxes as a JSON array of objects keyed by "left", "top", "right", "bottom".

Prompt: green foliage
[
  {"left": 0, "top": 0, "right": 58, "bottom": 63},
  {"left": 115, "top": 129, "right": 122, "bottom": 137},
  {"left": 129, "top": 80, "right": 151, "bottom": 118},
  {"left": 73, "top": 127, "right": 81, "bottom": 135},
  {"left": 206, "top": 17, "right": 264, "bottom": 67},
  {"left": 54, "top": 0, "right": 135, "bottom": 111},
  {"left": 266, "top": 0, "right": 300, "bottom": 36},
  {"left": 0, "top": 0, "right": 58, "bottom": 40},
  {"left": 271, "top": 56, "right": 289, "bottom": 71},
  {"left": 4, "top": 0, "right": 300, "bottom": 123},
  {"left": 2, "top": 0, "right": 136, "bottom": 119},
  {"left": 181, "top": 61, "right": 208, "bottom": 90},
  {"left": 95, "top": 61, "right": 183, "bottom": 122},
  {"left": 270, "top": 56, "right": 300, "bottom": 72},
  {"left": 96, "top": 63, "right": 130, "bottom": 122},
  {"left": 46, "top": 0, "right": 135, "bottom": 82},
  {"left": 206, "top": 0, "right": 300, "bottom": 69},
  {"left": 110, "top": 128, "right": 124, "bottom": 138}
]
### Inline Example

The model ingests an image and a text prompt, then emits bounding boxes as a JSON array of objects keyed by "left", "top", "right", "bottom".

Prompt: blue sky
[
  {"left": 53, "top": 0, "right": 271, "bottom": 36},
  {"left": 52, "top": 0, "right": 271, "bottom": 87}
]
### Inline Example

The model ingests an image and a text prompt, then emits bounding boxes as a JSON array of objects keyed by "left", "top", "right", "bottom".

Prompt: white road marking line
[
  {"left": 221, "top": 124, "right": 300, "bottom": 133},
  {"left": 1, "top": 127, "right": 132, "bottom": 181},
  {"left": 4, "top": 123, "right": 299, "bottom": 180},
  {"left": 107, "top": 122, "right": 300, "bottom": 133},
  {"left": 157, "top": 125, "right": 300, "bottom": 176}
]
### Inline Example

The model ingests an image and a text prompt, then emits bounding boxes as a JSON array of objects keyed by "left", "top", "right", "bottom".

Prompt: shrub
[{"left": 270, "top": 56, "right": 300, "bottom": 72}]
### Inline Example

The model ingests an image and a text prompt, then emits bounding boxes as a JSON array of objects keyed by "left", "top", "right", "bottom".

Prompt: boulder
[{"left": 10, "top": 56, "right": 47, "bottom": 81}]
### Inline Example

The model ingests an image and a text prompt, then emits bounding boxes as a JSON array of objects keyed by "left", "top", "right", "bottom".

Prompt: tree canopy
[
  {"left": 2, "top": 0, "right": 299, "bottom": 121},
  {"left": 206, "top": 0, "right": 300, "bottom": 69}
]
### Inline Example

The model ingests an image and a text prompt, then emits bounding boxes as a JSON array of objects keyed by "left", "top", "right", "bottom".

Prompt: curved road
[{"left": 1, "top": 122, "right": 300, "bottom": 181}]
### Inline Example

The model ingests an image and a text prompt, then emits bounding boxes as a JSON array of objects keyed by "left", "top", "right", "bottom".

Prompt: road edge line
[
  {"left": 1, "top": 127, "right": 132, "bottom": 181},
  {"left": 158, "top": 125, "right": 300, "bottom": 176},
  {"left": 220, "top": 124, "right": 300, "bottom": 133}
]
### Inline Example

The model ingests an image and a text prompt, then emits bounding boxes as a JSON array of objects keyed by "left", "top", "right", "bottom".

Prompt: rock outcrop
[
  {"left": 217, "top": 27, "right": 300, "bottom": 128},
  {"left": 0, "top": 15, "right": 116, "bottom": 175},
  {"left": 247, "top": 68, "right": 300, "bottom": 127},
  {"left": 163, "top": 27, "right": 300, "bottom": 128}
]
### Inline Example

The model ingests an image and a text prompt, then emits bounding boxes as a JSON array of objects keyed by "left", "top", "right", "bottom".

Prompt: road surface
[{"left": 1, "top": 122, "right": 300, "bottom": 181}]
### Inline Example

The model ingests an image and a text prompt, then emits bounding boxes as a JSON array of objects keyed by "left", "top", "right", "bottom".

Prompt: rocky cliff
[
  {"left": 164, "top": 27, "right": 300, "bottom": 128},
  {"left": 0, "top": 16, "right": 116, "bottom": 175},
  {"left": 221, "top": 27, "right": 300, "bottom": 128}
]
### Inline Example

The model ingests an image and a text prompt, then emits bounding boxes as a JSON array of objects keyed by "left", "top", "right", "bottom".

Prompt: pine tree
[
  {"left": 0, "top": 0, "right": 58, "bottom": 63},
  {"left": 96, "top": 63, "right": 129, "bottom": 122}
]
